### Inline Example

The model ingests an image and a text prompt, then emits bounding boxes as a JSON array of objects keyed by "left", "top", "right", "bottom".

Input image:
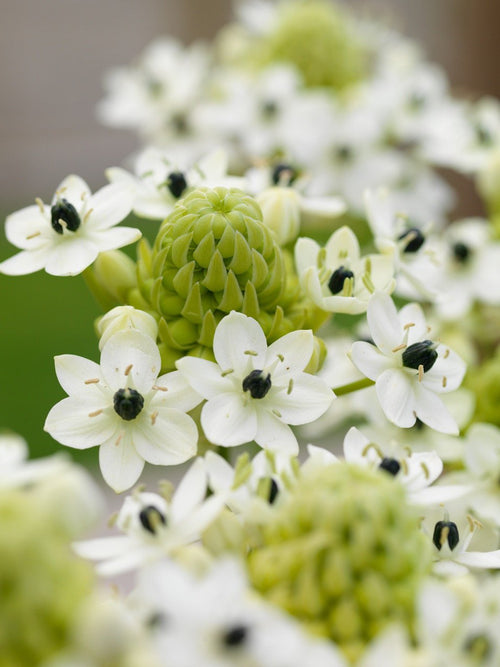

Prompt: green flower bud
[
  {"left": 84, "top": 249, "right": 139, "bottom": 311},
  {"left": 256, "top": 187, "right": 301, "bottom": 245},
  {"left": 247, "top": 464, "right": 431, "bottom": 662},
  {"left": 477, "top": 150, "right": 500, "bottom": 220},
  {"left": 0, "top": 490, "right": 93, "bottom": 665},
  {"left": 256, "top": 0, "right": 367, "bottom": 91},
  {"left": 136, "top": 187, "right": 321, "bottom": 370},
  {"left": 466, "top": 346, "right": 500, "bottom": 428}
]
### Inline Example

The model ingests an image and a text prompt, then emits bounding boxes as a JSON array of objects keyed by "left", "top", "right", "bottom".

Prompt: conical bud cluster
[{"left": 137, "top": 187, "right": 319, "bottom": 370}]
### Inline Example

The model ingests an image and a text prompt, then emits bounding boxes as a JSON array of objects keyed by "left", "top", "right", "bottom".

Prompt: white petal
[
  {"left": 269, "top": 373, "right": 333, "bottom": 424},
  {"left": 175, "top": 357, "right": 232, "bottom": 399},
  {"left": 464, "top": 423, "right": 500, "bottom": 477},
  {"left": 413, "top": 384, "right": 459, "bottom": 435},
  {"left": 54, "top": 354, "right": 102, "bottom": 397},
  {"left": 266, "top": 330, "right": 314, "bottom": 379},
  {"left": 100, "top": 330, "right": 161, "bottom": 394},
  {"left": 44, "top": 239, "right": 98, "bottom": 276},
  {"left": 300, "top": 195, "right": 346, "bottom": 218},
  {"left": 88, "top": 183, "right": 134, "bottom": 229},
  {"left": 367, "top": 292, "right": 403, "bottom": 354},
  {"left": 5, "top": 205, "right": 50, "bottom": 249},
  {"left": 422, "top": 346, "right": 466, "bottom": 394},
  {"left": 343, "top": 426, "right": 377, "bottom": 464},
  {"left": 151, "top": 369, "right": 203, "bottom": 412},
  {"left": 456, "top": 549, "right": 500, "bottom": 569},
  {"left": 171, "top": 457, "right": 207, "bottom": 522},
  {"left": 90, "top": 226, "right": 142, "bottom": 251},
  {"left": 0, "top": 248, "right": 49, "bottom": 275},
  {"left": 201, "top": 392, "right": 257, "bottom": 446},
  {"left": 204, "top": 450, "right": 235, "bottom": 492},
  {"left": 294, "top": 236, "right": 320, "bottom": 276},
  {"left": 398, "top": 302, "right": 428, "bottom": 343},
  {"left": 213, "top": 312, "right": 267, "bottom": 375},
  {"left": 410, "top": 484, "right": 470, "bottom": 506},
  {"left": 325, "top": 226, "right": 360, "bottom": 265},
  {"left": 255, "top": 409, "right": 298, "bottom": 454},
  {"left": 376, "top": 369, "right": 416, "bottom": 428},
  {"left": 53, "top": 174, "right": 91, "bottom": 206},
  {"left": 350, "top": 341, "right": 392, "bottom": 381},
  {"left": 132, "top": 409, "right": 197, "bottom": 465},
  {"left": 44, "top": 397, "right": 117, "bottom": 449},
  {"left": 73, "top": 535, "right": 132, "bottom": 560},
  {"left": 99, "top": 436, "right": 145, "bottom": 492}
]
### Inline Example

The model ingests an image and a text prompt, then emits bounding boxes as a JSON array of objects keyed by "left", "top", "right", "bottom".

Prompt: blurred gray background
[{"left": 1, "top": 0, "right": 500, "bottom": 207}]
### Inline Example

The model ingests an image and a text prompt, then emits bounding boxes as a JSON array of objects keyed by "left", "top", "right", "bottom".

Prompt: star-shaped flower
[
  {"left": 74, "top": 458, "right": 225, "bottom": 575},
  {"left": 44, "top": 329, "right": 200, "bottom": 492},
  {"left": 176, "top": 312, "right": 334, "bottom": 454},
  {"left": 350, "top": 292, "right": 466, "bottom": 434},
  {"left": 295, "top": 225, "right": 395, "bottom": 314},
  {"left": 0, "top": 175, "right": 140, "bottom": 276}
]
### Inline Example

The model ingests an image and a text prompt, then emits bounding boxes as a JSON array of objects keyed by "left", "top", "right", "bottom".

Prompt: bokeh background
[{"left": 1, "top": 0, "right": 500, "bottom": 459}]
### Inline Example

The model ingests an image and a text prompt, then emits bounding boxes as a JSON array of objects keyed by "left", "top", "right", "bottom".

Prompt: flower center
[
  {"left": 334, "top": 144, "right": 354, "bottom": 163},
  {"left": 242, "top": 370, "right": 272, "bottom": 399},
  {"left": 50, "top": 199, "right": 81, "bottom": 234},
  {"left": 402, "top": 340, "right": 438, "bottom": 373},
  {"left": 261, "top": 100, "right": 279, "bottom": 118},
  {"left": 378, "top": 457, "right": 401, "bottom": 476},
  {"left": 139, "top": 505, "right": 167, "bottom": 534},
  {"left": 452, "top": 241, "right": 471, "bottom": 264},
  {"left": 398, "top": 227, "right": 425, "bottom": 253},
  {"left": 432, "top": 520, "right": 459, "bottom": 551},
  {"left": 271, "top": 163, "right": 298, "bottom": 186},
  {"left": 464, "top": 634, "right": 492, "bottom": 661},
  {"left": 166, "top": 171, "right": 188, "bottom": 198},
  {"left": 328, "top": 266, "right": 354, "bottom": 294},
  {"left": 222, "top": 625, "right": 248, "bottom": 648},
  {"left": 113, "top": 387, "right": 145, "bottom": 421}
]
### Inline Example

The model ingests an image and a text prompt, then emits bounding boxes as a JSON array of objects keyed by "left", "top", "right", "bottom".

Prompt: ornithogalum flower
[
  {"left": 176, "top": 311, "right": 334, "bottom": 454},
  {"left": 0, "top": 175, "right": 140, "bottom": 276},
  {"left": 44, "top": 330, "right": 200, "bottom": 492},
  {"left": 350, "top": 293, "right": 466, "bottom": 433}
]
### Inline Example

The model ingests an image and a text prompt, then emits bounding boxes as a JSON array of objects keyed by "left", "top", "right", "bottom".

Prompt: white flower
[
  {"left": 129, "top": 557, "right": 346, "bottom": 667},
  {"left": 363, "top": 186, "right": 441, "bottom": 300},
  {"left": 350, "top": 293, "right": 466, "bottom": 434},
  {"left": 295, "top": 226, "right": 395, "bottom": 314},
  {"left": 44, "top": 330, "right": 200, "bottom": 492},
  {"left": 429, "top": 218, "right": 500, "bottom": 320},
  {"left": 343, "top": 426, "right": 469, "bottom": 505},
  {"left": 0, "top": 175, "right": 139, "bottom": 277},
  {"left": 431, "top": 513, "right": 500, "bottom": 577},
  {"left": 107, "top": 147, "right": 245, "bottom": 221},
  {"left": 176, "top": 312, "right": 334, "bottom": 455},
  {"left": 74, "top": 458, "right": 224, "bottom": 575}
]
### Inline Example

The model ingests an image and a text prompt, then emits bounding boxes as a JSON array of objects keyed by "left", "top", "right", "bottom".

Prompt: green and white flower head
[
  {"left": 44, "top": 329, "right": 200, "bottom": 492},
  {"left": 107, "top": 147, "right": 245, "bottom": 221},
  {"left": 74, "top": 458, "right": 225, "bottom": 576},
  {"left": 0, "top": 175, "right": 139, "bottom": 277},
  {"left": 96, "top": 305, "right": 159, "bottom": 351},
  {"left": 247, "top": 463, "right": 431, "bottom": 662},
  {"left": 350, "top": 293, "right": 466, "bottom": 434},
  {"left": 176, "top": 311, "right": 334, "bottom": 455},
  {"left": 295, "top": 226, "right": 395, "bottom": 315},
  {"left": 136, "top": 186, "right": 322, "bottom": 370}
]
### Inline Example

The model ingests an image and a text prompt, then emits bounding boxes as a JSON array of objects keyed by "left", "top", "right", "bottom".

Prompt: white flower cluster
[{"left": 3, "top": 1, "right": 500, "bottom": 666}]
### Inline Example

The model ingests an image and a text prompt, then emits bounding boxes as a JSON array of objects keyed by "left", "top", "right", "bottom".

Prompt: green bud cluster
[
  {"left": 246, "top": 464, "right": 431, "bottom": 662},
  {"left": 0, "top": 490, "right": 93, "bottom": 666},
  {"left": 252, "top": 0, "right": 368, "bottom": 91},
  {"left": 136, "top": 187, "right": 323, "bottom": 370},
  {"left": 466, "top": 346, "right": 500, "bottom": 428}
]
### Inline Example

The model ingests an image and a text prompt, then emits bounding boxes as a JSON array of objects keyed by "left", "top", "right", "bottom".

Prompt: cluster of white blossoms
[{"left": 5, "top": 1, "right": 500, "bottom": 665}]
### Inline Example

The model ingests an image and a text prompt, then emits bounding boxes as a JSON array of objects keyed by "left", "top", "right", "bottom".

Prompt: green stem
[{"left": 333, "top": 377, "right": 374, "bottom": 396}]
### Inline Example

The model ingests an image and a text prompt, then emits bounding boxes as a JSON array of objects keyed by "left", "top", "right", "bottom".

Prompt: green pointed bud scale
[
  {"left": 136, "top": 187, "right": 323, "bottom": 370},
  {"left": 246, "top": 464, "right": 431, "bottom": 663}
]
